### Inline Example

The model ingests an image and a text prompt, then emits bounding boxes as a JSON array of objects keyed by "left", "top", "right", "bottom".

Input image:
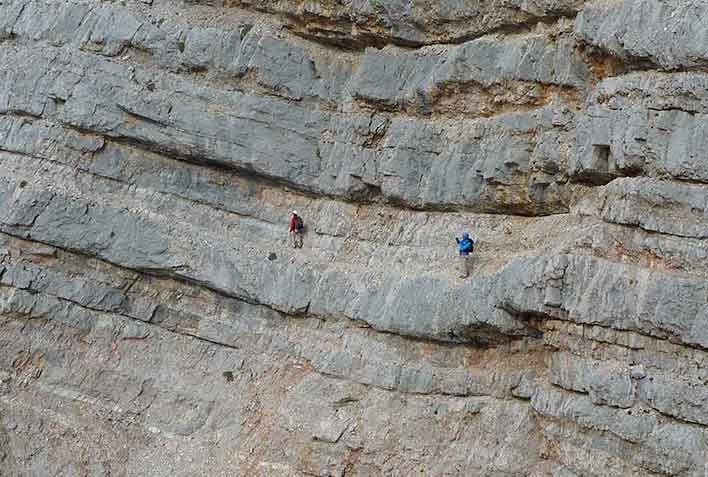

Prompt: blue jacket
[{"left": 457, "top": 233, "right": 473, "bottom": 256}]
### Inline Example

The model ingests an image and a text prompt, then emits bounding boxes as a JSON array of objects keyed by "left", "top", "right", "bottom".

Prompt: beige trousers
[
  {"left": 290, "top": 230, "right": 303, "bottom": 248},
  {"left": 459, "top": 254, "right": 471, "bottom": 278}
]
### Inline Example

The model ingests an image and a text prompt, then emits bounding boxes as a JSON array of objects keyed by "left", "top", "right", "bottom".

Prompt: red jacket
[{"left": 289, "top": 215, "right": 298, "bottom": 232}]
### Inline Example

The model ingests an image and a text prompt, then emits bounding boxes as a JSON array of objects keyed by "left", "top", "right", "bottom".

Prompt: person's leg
[
  {"left": 296, "top": 232, "right": 303, "bottom": 248},
  {"left": 464, "top": 255, "right": 471, "bottom": 277},
  {"left": 290, "top": 231, "right": 296, "bottom": 248},
  {"left": 459, "top": 255, "right": 468, "bottom": 278}
]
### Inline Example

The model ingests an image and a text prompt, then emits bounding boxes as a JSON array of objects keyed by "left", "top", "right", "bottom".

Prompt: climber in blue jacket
[{"left": 455, "top": 232, "right": 474, "bottom": 279}]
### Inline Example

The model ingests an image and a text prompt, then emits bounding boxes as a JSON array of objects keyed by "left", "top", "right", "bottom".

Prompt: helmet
[{"left": 292, "top": 210, "right": 298, "bottom": 215}]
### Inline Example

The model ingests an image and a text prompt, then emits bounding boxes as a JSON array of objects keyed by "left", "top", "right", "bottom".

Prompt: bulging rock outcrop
[{"left": 1, "top": 0, "right": 707, "bottom": 476}]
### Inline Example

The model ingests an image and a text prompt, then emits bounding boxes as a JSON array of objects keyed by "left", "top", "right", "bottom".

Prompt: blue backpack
[{"left": 458, "top": 237, "right": 474, "bottom": 254}]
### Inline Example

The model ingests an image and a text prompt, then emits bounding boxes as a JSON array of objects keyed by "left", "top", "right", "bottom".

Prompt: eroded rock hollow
[{"left": 1, "top": 0, "right": 708, "bottom": 475}]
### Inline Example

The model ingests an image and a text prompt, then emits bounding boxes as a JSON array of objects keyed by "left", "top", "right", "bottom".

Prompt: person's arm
[{"left": 455, "top": 237, "right": 460, "bottom": 244}]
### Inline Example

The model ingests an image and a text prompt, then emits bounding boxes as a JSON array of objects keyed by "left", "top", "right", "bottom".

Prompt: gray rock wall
[{"left": 1, "top": 0, "right": 708, "bottom": 475}]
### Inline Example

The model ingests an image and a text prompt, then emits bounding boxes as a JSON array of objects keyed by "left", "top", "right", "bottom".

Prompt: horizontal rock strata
[{"left": 1, "top": 0, "right": 708, "bottom": 476}]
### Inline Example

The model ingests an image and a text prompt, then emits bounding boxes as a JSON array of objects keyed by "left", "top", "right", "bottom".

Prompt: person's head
[
  {"left": 292, "top": 210, "right": 298, "bottom": 216},
  {"left": 463, "top": 232, "right": 470, "bottom": 240}
]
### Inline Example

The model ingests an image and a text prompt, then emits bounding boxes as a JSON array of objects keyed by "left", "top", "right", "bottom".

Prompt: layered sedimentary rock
[{"left": 1, "top": 0, "right": 708, "bottom": 475}]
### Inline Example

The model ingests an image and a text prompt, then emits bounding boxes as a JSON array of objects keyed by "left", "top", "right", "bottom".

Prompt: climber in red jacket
[{"left": 289, "top": 210, "right": 304, "bottom": 248}]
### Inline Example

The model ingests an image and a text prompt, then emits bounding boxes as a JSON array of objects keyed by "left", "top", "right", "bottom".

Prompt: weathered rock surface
[
  {"left": 572, "top": 72, "right": 708, "bottom": 185},
  {"left": 1, "top": 0, "right": 708, "bottom": 476},
  {"left": 576, "top": 0, "right": 708, "bottom": 70},
  {"left": 234, "top": 0, "right": 586, "bottom": 48}
]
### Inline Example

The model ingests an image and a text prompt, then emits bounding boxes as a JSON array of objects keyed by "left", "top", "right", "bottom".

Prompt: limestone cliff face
[{"left": 1, "top": 1, "right": 707, "bottom": 475}]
